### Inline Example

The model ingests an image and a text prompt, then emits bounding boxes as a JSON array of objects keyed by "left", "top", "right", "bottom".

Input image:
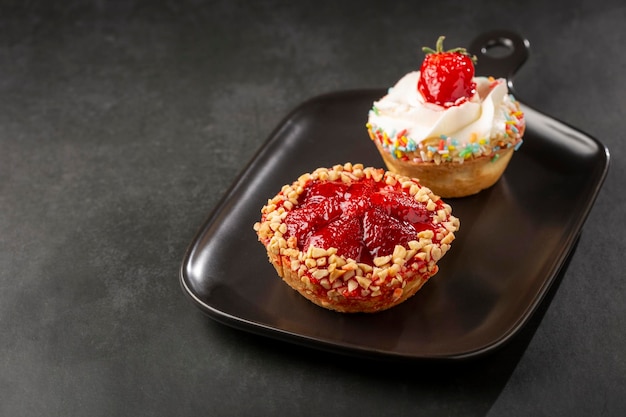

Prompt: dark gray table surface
[{"left": 2, "top": 1, "right": 625, "bottom": 416}]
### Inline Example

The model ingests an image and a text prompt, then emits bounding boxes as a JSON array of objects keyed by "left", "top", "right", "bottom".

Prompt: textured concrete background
[{"left": 1, "top": 1, "right": 624, "bottom": 416}]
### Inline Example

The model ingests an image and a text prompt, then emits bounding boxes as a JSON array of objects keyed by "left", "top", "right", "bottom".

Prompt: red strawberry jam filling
[
  {"left": 254, "top": 165, "right": 459, "bottom": 313},
  {"left": 284, "top": 177, "right": 441, "bottom": 265}
]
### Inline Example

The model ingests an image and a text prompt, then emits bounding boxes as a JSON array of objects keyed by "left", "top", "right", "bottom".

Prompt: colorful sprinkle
[
  {"left": 459, "top": 147, "right": 473, "bottom": 159},
  {"left": 366, "top": 92, "right": 524, "bottom": 163}
]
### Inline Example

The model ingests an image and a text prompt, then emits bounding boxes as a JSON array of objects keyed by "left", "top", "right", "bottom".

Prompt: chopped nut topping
[
  {"left": 373, "top": 255, "right": 392, "bottom": 266},
  {"left": 254, "top": 164, "right": 460, "bottom": 313},
  {"left": 310, "top": 247, "right": 327, "bottom": 258},
  {"left": 356, "top": 276, "right": 372, "bottom": 289},
  {"left": 312, "top": 269, "right": 329, "bottom": 279}
]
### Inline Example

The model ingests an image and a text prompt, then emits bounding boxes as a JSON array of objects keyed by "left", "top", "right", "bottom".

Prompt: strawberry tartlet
[
  {"left": 367, "top": 36, "right": 525, "bottom": 198},
  {"left": 254, "top": 163, "right": 460, "bottom": 313}
]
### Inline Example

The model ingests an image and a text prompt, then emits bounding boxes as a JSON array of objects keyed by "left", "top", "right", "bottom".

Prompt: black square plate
[{"left": 180, "top": 88, "right": 609, "bottom": 360}]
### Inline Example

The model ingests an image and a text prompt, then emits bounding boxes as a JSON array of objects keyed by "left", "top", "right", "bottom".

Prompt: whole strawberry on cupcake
[{"left": 367, "top": 36, "right": 525, "bottom": 198}]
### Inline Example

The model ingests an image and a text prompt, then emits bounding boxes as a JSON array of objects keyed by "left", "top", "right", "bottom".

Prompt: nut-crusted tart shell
[{"left": 254, "top": 163, "right": 460, "bottom": 313}]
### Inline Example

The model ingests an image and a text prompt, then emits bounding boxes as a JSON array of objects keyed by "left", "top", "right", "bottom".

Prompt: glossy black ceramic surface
[{"left": 180, "top": 81, "right": 608, "bottom": 359}]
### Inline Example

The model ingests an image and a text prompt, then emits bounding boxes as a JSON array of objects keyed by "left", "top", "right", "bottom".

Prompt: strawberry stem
[
  {"left": 421, "top": 35, "right": 477, "bottom": 63},
  {"left": 435, "top": 35, "right": 445, "bottom": 53}
]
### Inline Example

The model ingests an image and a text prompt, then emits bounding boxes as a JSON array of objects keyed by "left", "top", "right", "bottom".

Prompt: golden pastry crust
[
  {"left": 375, "top": 141, "right": 519, "bottom": 198},
  {"left": 253, "top": 163, "right": 460, "bottom": 313}
]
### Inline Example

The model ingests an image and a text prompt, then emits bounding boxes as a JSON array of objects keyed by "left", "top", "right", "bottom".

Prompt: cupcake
[
  {"left": 254, "top": 163, "right": 460, "bottom": 313},
  {"left": 367, "top": 36, "right": 525, "bottom": 198}
]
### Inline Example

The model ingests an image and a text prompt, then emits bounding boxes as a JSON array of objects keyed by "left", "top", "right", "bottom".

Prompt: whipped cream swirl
[{"left": 367, "top": 71, "right": 524, "bottom": 164}]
